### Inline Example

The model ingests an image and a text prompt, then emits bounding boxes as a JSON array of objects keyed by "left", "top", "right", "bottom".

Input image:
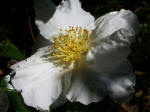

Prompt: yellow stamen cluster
[{"left": 50, "top": 26, "right": 91, "bottom": 65}]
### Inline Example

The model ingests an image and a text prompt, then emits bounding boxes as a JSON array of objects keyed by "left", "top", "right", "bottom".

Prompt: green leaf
[
  {"left": 0, "top": 76, "right": 32, "bottom": 112},
  {"left": 0, "top": 38, "right": 25, "bottom": 60},
  {"left": 0, "top": 77, "right": 8, "bottom": 89},
  {"left": 5, "top": 90, "right": 33, "bottom": 112}
]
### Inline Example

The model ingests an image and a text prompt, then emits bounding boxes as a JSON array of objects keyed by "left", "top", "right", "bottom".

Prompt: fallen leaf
[
  {"left": 144, "top": 95, "right": 150, "bottom": 100},
  {"left": 144, "top": 95, "right": 150, "bottom": 111},
  {"left": 135, "top": 71, "right": 146, "bottom": 75},
  {"left": 121, "top": 103, "right": 138, "bottom": 112},
  {"left": 0, "top": 69, "right": 3, "bottom": 75},
  {"left": 135, "top": 90, "right": 143, "bottom": 98}
]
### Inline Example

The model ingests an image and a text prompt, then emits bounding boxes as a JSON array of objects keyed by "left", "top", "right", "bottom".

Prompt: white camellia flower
[{"left": 11, "top": 0, "right": 139, "bottom": 111}]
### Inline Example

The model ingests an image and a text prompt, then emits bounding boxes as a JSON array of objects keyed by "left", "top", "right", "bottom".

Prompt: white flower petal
[
  {"left": 87, "top": 40, "right": 130, "bottom": 73},
  {"left": 11, "top": 47, "right": 72, "bottom": 110},
  {"left": 101, "top": 60, "right": 135, "bottom": 103},
  {"left": 67, "top": 60, "right": 135, "bottom": 104},
  {"left": 4, "top": 75, "right": 14, "bottom": 90},
  {"left": 67, "top": 9, "right": 137, "bottom": 105},
  {"left": 11, "top": 47, "right": 48, "bottom": 71},
  {"left": 35, "top": 0, "right": 95, "bottom": 41},
  {"left": 33, "top": 0, "right": 56, "bottom": 50},
  {"left": 91, "top": 9, "right": 139, "bottom": 42},
  {"left": 66, "top": 69, "right": 106, "bottom": 105},
  {"left": 50, "top": 72, "right": 72, "bottom": 109},
  {"left": 87, "top": 10, "right": 139, "bottom": 72}
]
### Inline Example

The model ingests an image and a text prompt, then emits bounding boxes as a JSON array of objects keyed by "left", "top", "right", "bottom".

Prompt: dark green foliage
[
  {"left": 6, "top": 90, "right": 33, "bottom": 112},
  {"left": 0, "top": 38, "right": 25, "bottom": 60}
]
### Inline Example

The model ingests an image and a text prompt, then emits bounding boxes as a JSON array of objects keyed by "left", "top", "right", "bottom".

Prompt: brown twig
[
  {"left": 134, "top": 7, "right": 142, "bottom": 13},
  {"left": 28, "top": 16, "right": 36, "bottom": 42}
]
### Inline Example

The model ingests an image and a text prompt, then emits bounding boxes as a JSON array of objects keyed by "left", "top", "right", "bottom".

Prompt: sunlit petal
[
  {"left": 87, "top": 9, "right": 139, "bottom": 72},
  {"left": 11, "top": 47, "right": 72, "bottom": 110},
  {"left": 35, "top": 0, "right": 95, "bottom": 41},
  {"left": 91, "top": 9, "right": 139, "bottom": 42}
]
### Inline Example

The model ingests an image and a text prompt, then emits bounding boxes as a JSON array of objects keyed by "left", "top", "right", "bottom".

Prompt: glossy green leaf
[
  {"left": 0, "top": 39, "right": 25, "bottom": 60},
  {"left": 5, "top": 90, "right": 33, "bottom": 112},
  {"left": 0, "top": 76, "right": 33, "bottom": 112}
]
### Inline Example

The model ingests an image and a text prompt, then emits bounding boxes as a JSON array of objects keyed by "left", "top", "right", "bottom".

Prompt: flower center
[{"left": 50, "top": 26, "right": 91, "bottom": 66}]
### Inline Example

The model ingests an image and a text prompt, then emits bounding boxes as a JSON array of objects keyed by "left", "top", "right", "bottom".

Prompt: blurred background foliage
[{"left": 0, "top": 0, "right": 150, "bottom": 112}]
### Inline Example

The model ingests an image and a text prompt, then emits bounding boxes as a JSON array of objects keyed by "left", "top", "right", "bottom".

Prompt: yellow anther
[
  {"left": 73, "top": 56, "right": 78, "bottom": 60},
  {"left": 51, "top": 26, "right": 90, "bottom": 65},
  {"left": 54, "top": 44, "right": 58, "bottom": 48},
  {"left": 72, "top": 39, "right": 75, "bottom": 43},
  {"left": 76, "top": 27, "right": 78, "bottom": 30},
  {"left": 54, "top": 38, "right": 58, "bottom": 41},
  {"left": 59, "top": 36, "right": 63, "bottom": 40},
  {"left": 84, "top": 29, "right": 89, "bottom": 33},
  {"left": 52, "top": 53, "right": 56, "bottom": 56},
  {"left": 79, "top": 41, "right": 83, "bottom": 45},
  {"left": 62, "top": 58, "right": 67, "bottom": 62}
]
